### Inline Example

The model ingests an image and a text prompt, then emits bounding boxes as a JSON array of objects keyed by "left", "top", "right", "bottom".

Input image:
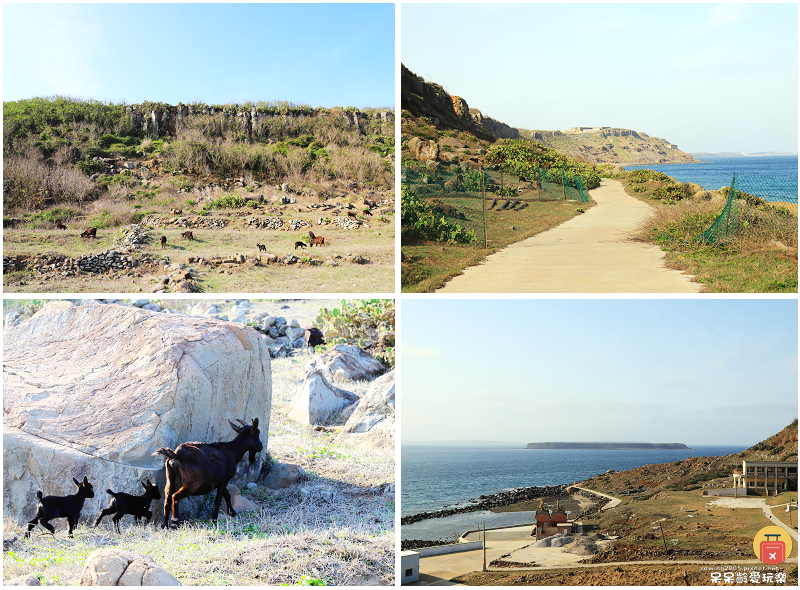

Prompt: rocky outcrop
[
  {"left": 407, "top": 136, "right": 440, "bottom": 162},
  {"left": 518, "top": 127, "right": 698, "bottom": 165},
  {"left": 335, "top": 370, "right": 395, "bottom": 449},
  {"left": 287, "top": 370, "right": 359, "bottom": 425},
  {"left": 469, "top": 109, "right": 519, "bottom": 140},
  {"left": 3, "top": 301, "right": 271, "bottom": 525},
  {"left": 80, "top": 549, "right": 181, "bottom": 586},
  {"left": 305, "top": 345, "right": 386, "bottom": 383},
  {"left": 261, "top": 461, "right": 306, "bottom": 489},
  {"left": 124, "top": 103, "right": 393, "bottom": 139}
]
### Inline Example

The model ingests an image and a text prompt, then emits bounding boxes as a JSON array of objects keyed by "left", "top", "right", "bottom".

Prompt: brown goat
[
  {"left": 160, "top": 236, "right": 167, "bottom": 249},
  {"left": 153, "top": 418, "right": 263, "bottom": 527},
  {"left": 56, "top": 223, "right": 68, "bottom": 230},
  {"left": 181, "top": 231, "right": 194, "bottom": 241},
  {"left": 81, "top": 227, "right": 97, "bottom": 239},
  {"left": 310, "top": 236, "right": 324, "bottom": 247},
  {"left": 347, "top": 211, "right": 357, "bottom": 219}
]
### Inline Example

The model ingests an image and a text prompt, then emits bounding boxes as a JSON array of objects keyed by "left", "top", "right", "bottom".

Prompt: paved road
[
  {"left": 762, "top": 503, "right": 799, "bottom": 541},
  {"left": 436, "top": 178, "right": 702, "bottom": 293}
]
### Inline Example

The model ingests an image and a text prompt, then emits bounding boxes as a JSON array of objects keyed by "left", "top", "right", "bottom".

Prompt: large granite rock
[
  {"left": 80, "top": 548, "right": 181, "bottom": 585},
  {"left": 304, "top": 345, "right": 385, "bottom": 383},
  {"left": 287, "top": 370, "right": 359, "bottom": 425},
  {"left": 335, "top": 370, "right": 395, "bottom": 449},
  {"left": 407, "top": 136, "right": 439, "bottom": 162},
  {"left": 3, "top": 301, "right": 271, "bottom": 525}
]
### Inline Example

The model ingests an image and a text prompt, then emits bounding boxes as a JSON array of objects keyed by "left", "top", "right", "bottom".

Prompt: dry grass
[{"left": 2, "top": 220, "right": 395, "bottom": 293}]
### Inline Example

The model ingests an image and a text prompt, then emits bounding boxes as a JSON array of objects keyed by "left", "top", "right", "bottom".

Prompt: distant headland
[{"left": 525, "top": 442, "right": 691, "bottom": 450}]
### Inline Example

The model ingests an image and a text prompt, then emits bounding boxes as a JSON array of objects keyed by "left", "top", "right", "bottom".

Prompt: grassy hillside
[{"left": 3, "top": 97, "right": 395, "bottom": 293}]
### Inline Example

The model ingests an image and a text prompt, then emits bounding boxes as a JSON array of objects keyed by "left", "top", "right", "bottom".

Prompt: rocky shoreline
[{"left": 400, "top": 484, "right": 575, "bottom": 525}]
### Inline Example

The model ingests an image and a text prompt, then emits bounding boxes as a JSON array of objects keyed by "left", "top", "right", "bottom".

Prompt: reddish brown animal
[
  {"left": 56, "top": 223, "right": 68, "bottom": 230},
  {"left": 81, "top": 227, "right": 97, "bottom": 239},
  {"left": 347, "top": 211, "right": 357, "bottom": 219},
  {"left": 153, "top": 418, "right": 263, "bottom": 527},
  {"left": 181, "top": 231, "right": 194, "bottom": 241},
  {"left": 363, "top": 208, "right": 373, "bottom": 216},
  {"left": 160, "top": 236, "right": 167, "bottom": 249},
  {"left": 310, "top": 236, "right": 324, "bottom": 247}
]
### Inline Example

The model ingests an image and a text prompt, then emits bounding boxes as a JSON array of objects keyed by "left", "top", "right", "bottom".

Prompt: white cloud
[
  {"left": 403, "top": 344, "right": 445, "bottom": 359},
  {"left": 679, "top": 4, "right": 750, "bottom": 36}
]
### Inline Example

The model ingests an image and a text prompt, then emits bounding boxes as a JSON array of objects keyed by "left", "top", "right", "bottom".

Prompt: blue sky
[
  {"left": 402, "top": 3, "right": 798, "bottom": 153},
  {"left": 401, "top": 299, "right": 798, "bottom": 446},
  {"left": 3, "top": 3, "right": 395, "bottom": 108}
]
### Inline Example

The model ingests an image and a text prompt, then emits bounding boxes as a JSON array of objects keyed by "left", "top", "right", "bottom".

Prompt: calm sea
[
  {"left": 401, "top": 443, "right": 746, "bottom": 540},
  {"left": 624, "top": 154, "right": 798, "bottom": 197}
]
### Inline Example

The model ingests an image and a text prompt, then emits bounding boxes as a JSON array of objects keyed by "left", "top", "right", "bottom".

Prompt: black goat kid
[
  {"left": 25, "top": 476, "right": 95, "bottom": 539},
  {"left": 154, "top": 418, "right": 263, "bottom": 528},
  {"left": 94, "top": 479, "right": 161, "bottom": 533}
]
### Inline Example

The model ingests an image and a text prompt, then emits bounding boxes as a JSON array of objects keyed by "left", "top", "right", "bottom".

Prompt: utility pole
[
  {"left": 482, "top": 521, "right": 487, "bottom": 572},
  {"left": 659, "top": 522, "right": 668, "bottom": 553}
]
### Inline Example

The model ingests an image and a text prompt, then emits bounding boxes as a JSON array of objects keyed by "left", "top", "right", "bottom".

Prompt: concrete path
[
  {"left": 762, "top": 503, "right": 799, "bottom": 541},
  {"left": 572, "top": 486, "right": 622, "bottom": 510},
  {"left": 436, "top": 178, "right": 702, "bottom": 293}
]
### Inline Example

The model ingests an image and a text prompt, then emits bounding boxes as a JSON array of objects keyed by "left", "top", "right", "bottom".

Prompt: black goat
[
  {"left": 153, "top": 418, "right": 263, "bottom": 527},
  {"left": 294, "top": 241, "right": 306, "bottom": 250},
  {"left": 94, "top": 479, "right": 161, "bottom": 533},
  {"left": 25, "top": 476, "right": 95, "bottom": 539},
  {"left": 304, "top": 327, "right": 325, "bottom": 353},
  {"left": 257, "top": 243, "right": 266, "bottom": 252}
]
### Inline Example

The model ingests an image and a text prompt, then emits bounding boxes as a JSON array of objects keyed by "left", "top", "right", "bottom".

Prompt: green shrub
[
  {"left": 401, "top": 186, "right": 477, "bottom": 244},
  {"left": 76, "top": 158, "right": 106, "bottom": 176},
  {"left": 315, "top": 300, "right": 395, "bottom": 368},
  {"left": 209, "top": 194, "right": 247, "bottom": 209}
]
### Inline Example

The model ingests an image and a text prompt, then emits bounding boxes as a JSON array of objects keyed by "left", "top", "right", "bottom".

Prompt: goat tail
[
  {"left": 106, "top": 489, "right": 117, "bottom": 497},
  {"left": 153, "top": 447, "right": 179, "bottom": 461},
  {"left": 36, "top": 490, "right": 43, "bottom": 501}
]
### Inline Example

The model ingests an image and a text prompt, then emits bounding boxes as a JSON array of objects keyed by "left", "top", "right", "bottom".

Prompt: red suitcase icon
[{"left": 759, "top": 534, "right": 786, "bottom": 565}]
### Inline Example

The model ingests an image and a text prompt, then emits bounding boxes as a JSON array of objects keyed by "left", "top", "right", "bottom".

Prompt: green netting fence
[
  {"left": 699, "top": 173, "right": 798, "bottom": 246},
  {"left": 401, "top": 163, "right": 588, "bottom": 247}
]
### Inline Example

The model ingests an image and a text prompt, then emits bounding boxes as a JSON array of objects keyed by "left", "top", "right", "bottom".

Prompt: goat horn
[
  {"left": 236, "top": 419, "right": 248, "bottom": 426},
  {"left": 229, "top": 420, "right": 243, "bottom": 432}
]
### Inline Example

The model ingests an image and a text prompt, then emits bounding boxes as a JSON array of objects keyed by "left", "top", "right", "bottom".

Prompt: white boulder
[
  {"left": 80, "top": 548, "right": 181, "bottom": 586},
  {"left": 287, "top": 370, "right": 358, "bottom": 425},
  {"left": 335, "top": 370, "right": 395, "bottom": 449},
  {"left": 3, "top": 301, "right": 272, "bottom": 525},
  {"left": 305, "top": 344, "right": 385, "bottom": 382}
]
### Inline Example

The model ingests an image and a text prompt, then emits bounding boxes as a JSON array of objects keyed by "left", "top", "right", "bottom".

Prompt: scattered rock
[{"left": 80, "top": 548, "right": 181, "bottom": 586}]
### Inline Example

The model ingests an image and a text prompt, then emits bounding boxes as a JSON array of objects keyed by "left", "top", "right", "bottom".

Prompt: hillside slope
[
  {"left": 519, "top": 127, "right": 698, "bottom": 165},
  {"left": 578, "top": 420, "right": 797, "bottom": 496}
]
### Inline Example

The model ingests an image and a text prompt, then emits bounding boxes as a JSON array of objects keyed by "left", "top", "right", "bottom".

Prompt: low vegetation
[{"left": 614, "top": 169, "right": 798, "bottom": 293}]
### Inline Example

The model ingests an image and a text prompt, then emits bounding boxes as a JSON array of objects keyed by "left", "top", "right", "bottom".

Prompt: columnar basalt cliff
[{"left": 124, "top": 103, "right": 394, "bottom": 138}]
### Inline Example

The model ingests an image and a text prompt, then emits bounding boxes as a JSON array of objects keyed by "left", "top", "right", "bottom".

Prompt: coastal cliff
[
  {"left": 518, "top": 127, "right": 698, "bottom": 166},
  {"left": 526, "top": 442, "right": 691, "bottom": 450}
]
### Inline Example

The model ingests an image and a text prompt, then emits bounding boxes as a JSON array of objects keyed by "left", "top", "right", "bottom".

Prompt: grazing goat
[
  {"left": 161, "top": 235, "right": 167, "bottom": 249},
  {"left": 181, "top": 231, "right": 194, "bottom": 241},
  {"left": 363, "top": 208, "right": 373, "bottom": 216},
  {"left": 81, "top": 227, "right": 97, "bottom": 239},
  {"left": 25, "top": 476, "right": 95, "bottom": 539},
  {"left": 56, "top": 223, "right": 68, "bottom": 230},
  {"left": 94, "top": 480, "right": 161, "bottom": 533},
  {"left": 257, "top": 243, "right": 266, "bottom": 252},
  {"left": 154, "top": 418, "right": 263, "bottom": 527},
  {"left": 294, "top": 241, "right": 306, "bottom": 250},
  {"left": 347, "top": 211, "right": 357, "bottom": 219},
  {"left": 308, "top": 230, "right": 324, "bottom": 247},
  {"left": 304, "top": 327, "right": 325, "bottom": 353}
]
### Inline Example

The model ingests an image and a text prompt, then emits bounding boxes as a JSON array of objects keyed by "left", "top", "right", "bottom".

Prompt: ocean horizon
[
  {"left": 623, "top": 154, "right": 798, "bottom": 199},
  {"left": 400, "top": 443, "right": 747, "bottom": 541}
]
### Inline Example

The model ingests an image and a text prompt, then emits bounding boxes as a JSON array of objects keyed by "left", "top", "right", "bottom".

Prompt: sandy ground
[{"left": 437, "top": 178, "right": 702, "bottom": 293}]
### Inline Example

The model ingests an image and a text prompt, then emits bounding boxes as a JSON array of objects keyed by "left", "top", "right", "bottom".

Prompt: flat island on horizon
[{"left": 525, "top": 442, "right": 692, "bottom": 450}]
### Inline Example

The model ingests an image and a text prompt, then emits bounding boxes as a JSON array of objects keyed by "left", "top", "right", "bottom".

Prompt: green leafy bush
[
  {"left": 652, "top": 182, "right": 693, "bottom": 203},
  {"left": 76, "top": 158, "right": 106, "bottom": 176},
  {"left": 315, "top": 299, "right": 395, "bottom": 368},
  {"left": 401, "top": 186, "right": 477, "bottom": 244},
  {"left": 209, "top": 194, "right": 247, "bottom": 209}
]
